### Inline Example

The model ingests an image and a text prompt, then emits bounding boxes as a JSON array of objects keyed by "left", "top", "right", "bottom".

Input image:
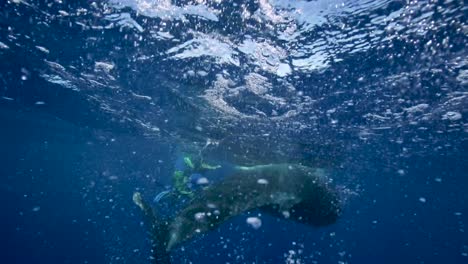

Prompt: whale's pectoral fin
[
  {"left": 133, "top": 192, "right": 145, "bottom": 210},
  {"left": 133, "top": 192, "right": 171, "bottom": 264}
]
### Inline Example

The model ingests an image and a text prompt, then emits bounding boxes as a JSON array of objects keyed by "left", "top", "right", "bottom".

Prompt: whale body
[{"left": 133, "top": 164, "right": 341, "bottom": 263}]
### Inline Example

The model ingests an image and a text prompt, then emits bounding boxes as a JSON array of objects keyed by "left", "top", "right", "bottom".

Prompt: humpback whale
[{"left": 133, "top": 164, "right": 341, "bottom": 263}]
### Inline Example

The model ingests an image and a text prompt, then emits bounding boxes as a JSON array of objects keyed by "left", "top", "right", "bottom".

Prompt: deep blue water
[{"left": 1, "top": 0, "right": 467, "bottom": 263}]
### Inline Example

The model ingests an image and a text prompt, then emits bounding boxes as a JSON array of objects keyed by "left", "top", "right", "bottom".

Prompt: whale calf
[{"left": 133, "top": 164, "right": 341, "bottom": 263}]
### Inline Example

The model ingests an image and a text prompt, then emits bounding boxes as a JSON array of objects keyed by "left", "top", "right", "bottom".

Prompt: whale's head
[{"left": 287, "top": 175, "right": 342, "bottom": 226}]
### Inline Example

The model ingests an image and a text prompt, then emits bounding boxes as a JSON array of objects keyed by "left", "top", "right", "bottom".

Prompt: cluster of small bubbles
[
  {"left": 461, "top": 245, "right": 468, "bottom": 257},
  {"left": 194, "top": 212, "right": 206, "bottom": 221},
  {"left": 257, "top": 178, "right": 268, "bottom": 184},
  {"left": 196, "top": 177, "right": 209, "bottom": 185},
  {"left": 246, "top": 216, "right": 262, "bottom": 229},
  {"left": 284, "top": 249, "right": 302, "bottom": 264},
  {"left": 20, "top": 68, "right": 30, "bottom": 81}
]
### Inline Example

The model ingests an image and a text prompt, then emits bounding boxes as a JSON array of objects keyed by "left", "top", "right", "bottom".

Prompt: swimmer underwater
[{"left": 133, "top": 163, "right": 342, "bottom": 264}]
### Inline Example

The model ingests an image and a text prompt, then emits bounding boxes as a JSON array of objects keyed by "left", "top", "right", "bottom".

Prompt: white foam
[
  {"left": 442, "top": 111, "right": 462, "bottom": 121},
  {"left": 105, "top": 12, "right": 144, "bottom": 32},
  {"left": 109, "top": 0, "right": 218, "bottom": 22},
  {"left": 277, "top": 63, "right": 292, "bottom": 77},
  {"left": 95, "top": 61, "right": 115, "bottom": 73},
  {"left": 404, "top": 103, "right": 429, "bottom": 113},
  {"left": 167, "top": 33, "right": 239, "bottom": 66}
]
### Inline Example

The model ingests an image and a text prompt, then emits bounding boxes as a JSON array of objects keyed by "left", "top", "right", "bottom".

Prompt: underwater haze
[{"left": 0, "top": 0, "right": 467, "bottom": 263}]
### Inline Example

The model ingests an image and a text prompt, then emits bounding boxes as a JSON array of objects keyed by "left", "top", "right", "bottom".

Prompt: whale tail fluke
[{"left": 133, "top": 192, "right": 171, "bottom": 264}]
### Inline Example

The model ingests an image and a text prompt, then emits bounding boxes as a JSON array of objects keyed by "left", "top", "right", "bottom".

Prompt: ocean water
[{"left": 0, "top": 0, "right": 467, "bottom": 263}]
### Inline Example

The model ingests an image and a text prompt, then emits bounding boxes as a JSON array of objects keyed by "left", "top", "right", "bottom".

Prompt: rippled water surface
[{"left": 0, "top": 0, "right": 467, "bottom": 263}]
